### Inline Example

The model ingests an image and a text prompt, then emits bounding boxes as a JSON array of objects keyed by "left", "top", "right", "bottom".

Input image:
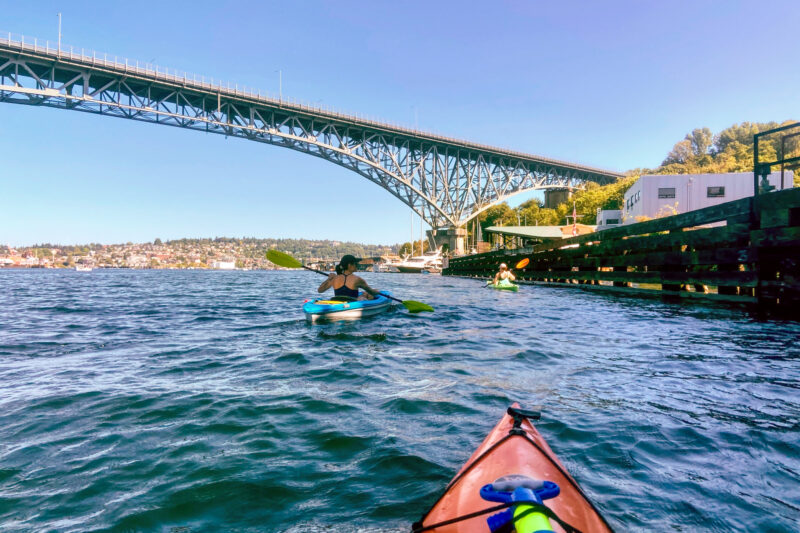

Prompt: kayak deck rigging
[{"left": 412, "top": 406, "right": 614, "bottom": 533}]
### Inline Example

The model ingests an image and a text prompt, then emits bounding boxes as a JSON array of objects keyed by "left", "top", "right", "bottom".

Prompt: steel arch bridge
[{"left": 0, "top": 35, "right": 623, "bottom": 229}]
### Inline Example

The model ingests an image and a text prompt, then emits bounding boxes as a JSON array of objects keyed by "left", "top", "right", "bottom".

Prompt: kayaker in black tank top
[
  {"left": 317, "top": 254, "right": 382, "bottom": 300},
  {"left": 334, "top": 274, "right": 360, "bottom": 299}
]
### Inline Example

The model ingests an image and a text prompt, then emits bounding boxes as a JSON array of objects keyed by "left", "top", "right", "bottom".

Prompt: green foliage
[
  {"left": 398, "top": 239, "right": 430, "bottom": 256},
  {"left": 516, "top": 198, "right": 564, "bottom": 227},
  {"left": 656, "top": 121, "right": 797, "bottom": 175},
  {"left": 569, "top": 176, "right": 639, "bottom": 224},
  {"left": 479, "top": 203, "right": 516, "bottom": 230}
]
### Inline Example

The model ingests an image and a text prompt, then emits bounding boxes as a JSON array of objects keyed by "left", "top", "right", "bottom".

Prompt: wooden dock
[{"left": 444, "top": 187, "right": 800, "bottom": 311}]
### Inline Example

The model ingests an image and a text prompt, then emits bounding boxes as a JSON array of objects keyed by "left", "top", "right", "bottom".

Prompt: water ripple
[{"left": 0, "top": 270, "right": 798, "bottom": 532}]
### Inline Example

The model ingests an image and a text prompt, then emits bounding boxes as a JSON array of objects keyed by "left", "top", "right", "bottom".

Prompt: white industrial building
[
  {"left": 596, "top": 209, "right": 622, "bottom": 230},
  {"left": 618, "top": 171, "right": 792, "bottom": 225}
]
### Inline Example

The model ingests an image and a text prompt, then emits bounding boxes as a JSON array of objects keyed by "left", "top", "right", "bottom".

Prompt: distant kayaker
[
  {"left": 318, "top": 255, "right": 381, "bottom": 300},
  {"left": 493, "top": 263, "right": 516, "bottom": 285}
]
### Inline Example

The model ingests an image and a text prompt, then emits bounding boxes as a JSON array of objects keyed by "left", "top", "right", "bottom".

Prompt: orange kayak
[{"left": 412, "top": 406, "right": 614, "bottom": 533}]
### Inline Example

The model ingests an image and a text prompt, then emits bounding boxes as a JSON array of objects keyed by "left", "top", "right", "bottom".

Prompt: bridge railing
[
  {"left": 0, "top": 32, "right": 419, "bottom": 128},
  {"left": 0, "top": 31, "right": 622, "bottom": 176},
  {"left": 0, "top": 31, "right": 477, "bottom": 139},
  {"left": 0, "top": 32, "right": 329, "bottom": 111}
]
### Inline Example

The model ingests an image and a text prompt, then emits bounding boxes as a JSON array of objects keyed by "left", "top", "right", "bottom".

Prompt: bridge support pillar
[
  {"left": 432, "top": 226, "right": 468, "bottom": 255},
  {"left": 544, "top": 188, "right": 573, "bottom": 209}
]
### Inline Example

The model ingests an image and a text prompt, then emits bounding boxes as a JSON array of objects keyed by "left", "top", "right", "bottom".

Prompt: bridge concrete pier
[
  {"left": 430, "top": 226, "right": 468, "bottom": 255},
  {"left": 544, "top": 188, "right": 573, "bottom": 209}
]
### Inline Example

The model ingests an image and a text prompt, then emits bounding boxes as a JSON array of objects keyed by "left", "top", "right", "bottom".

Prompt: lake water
[{"left": 1, "top": 269, "right": 798, "bottom": 532}]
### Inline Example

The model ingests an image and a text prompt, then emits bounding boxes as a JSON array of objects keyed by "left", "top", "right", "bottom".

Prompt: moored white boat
[
  {"left": 396, "top": 249, "right": 443, "bottom": 273},
  {"left": 378, "top": 255, "right": 405, "bottom": 273}
]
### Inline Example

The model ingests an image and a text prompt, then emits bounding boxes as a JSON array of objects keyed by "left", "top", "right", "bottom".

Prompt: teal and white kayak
[
  {"left": 486, "top": 279, "right": 519, "bottom": 292},
  {"left": 302, "top": 292, "right": 392, "bottom": 322}
]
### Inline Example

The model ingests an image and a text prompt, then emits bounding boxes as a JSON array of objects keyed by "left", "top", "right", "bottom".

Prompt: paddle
[
  {"left": 486, "top": 258, "right": 529, "bottom": 287},
  {"left": 266, "top": 250, "right": 434, "bottom": 313}
]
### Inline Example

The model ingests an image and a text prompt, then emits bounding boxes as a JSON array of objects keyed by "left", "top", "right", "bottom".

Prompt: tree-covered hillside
[
  {"left": 166, "top": 237, "right": 395, "bottom": 260},
  {"left": 641, "top": 120, "right": 799, "bottom": 176},
  {"left": 15, "top": 237, "right": 398, "bottom": 262}
]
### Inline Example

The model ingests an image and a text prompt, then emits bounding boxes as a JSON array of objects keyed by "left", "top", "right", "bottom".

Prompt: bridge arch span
[{"left": 0, "top": 35, "right": 623, "bottom": 231}]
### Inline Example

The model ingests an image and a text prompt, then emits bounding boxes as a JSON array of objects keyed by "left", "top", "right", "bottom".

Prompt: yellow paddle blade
[
  {"left": 402, "top": 300, "right": 434, "bottom": 313},
  {"left": 515, "top": 258, "right": 530, "bottom": 269},
  {"left": 266, "top": 249, "right": 303, "bottom": 269}
]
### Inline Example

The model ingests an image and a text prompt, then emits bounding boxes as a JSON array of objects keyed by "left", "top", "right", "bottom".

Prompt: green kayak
[{"left": 487, "top": 279, "right": 519, "bottom": 292}]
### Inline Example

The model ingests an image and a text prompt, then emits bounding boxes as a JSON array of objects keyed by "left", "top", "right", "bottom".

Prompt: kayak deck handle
[
  {"left": 507, "top": 406, "right": 542, "bottom": 436},
  {"left": 507, "top": 406, "right": 541, "bottom": 421}
]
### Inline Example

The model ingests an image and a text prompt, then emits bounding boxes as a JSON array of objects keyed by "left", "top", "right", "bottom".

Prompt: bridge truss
[{"left": 0, "top": 35, "right": 623, "bottom": 228}]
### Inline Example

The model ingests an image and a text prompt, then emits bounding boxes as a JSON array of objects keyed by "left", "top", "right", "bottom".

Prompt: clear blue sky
[{"left": 2, "top": 1, "right": 798, "bottom": 246}]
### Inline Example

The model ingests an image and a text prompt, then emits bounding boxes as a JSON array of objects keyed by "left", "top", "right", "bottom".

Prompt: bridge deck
[
  {"left": 1, "top": 33, "right": 622, "bottom": 231},
  {"left": 0, "top": 34, "right": 621, "bottom": 180}
]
